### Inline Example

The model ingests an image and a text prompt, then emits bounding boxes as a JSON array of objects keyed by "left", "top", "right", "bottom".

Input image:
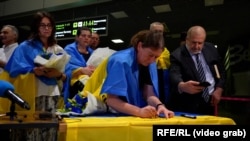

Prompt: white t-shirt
[
  {"left": 36, "top": 44, "right": 68, "bottom": 97},
  {"left": 0, "top": 43, "right": 18, "bottom": 73}
]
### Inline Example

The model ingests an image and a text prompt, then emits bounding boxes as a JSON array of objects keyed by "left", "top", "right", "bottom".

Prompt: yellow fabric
[
  {"left": 0, "top": 71, "right": 12, "bottom": 112},
  {"left": 70, "top": 74, "right": 88, "bottom": 86},
  {"left": 0, "top": 72, "right": 36, "bottom": 113},
  {"left": 70, "top": 68, "right": 83, "bottom": 85},
  {"left": 0, "top": 71, "right": 11, "bottom": 81},
  {"left": 12, "top": 74, "right": 36, "bottom": 112},
  {"left": 62, "top": 116, "right": 235, "bottom": 141},
  {"left": 156, "top": 48, "right": 170, "bottom": 69},
  {"left": 57, "top": 96, "right": 65, "bottom": 109},
  {"left": 81, "top": 58, "right": 109, "bottom": 102}
]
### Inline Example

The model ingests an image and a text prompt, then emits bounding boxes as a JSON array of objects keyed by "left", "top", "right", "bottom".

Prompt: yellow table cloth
[{"left": 61, "top": 116, "right": 235, "bottom": 141}]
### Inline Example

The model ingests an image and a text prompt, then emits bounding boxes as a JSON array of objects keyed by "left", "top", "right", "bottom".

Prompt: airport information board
[{"left": 55, "top": 15, "right": 108, "bottom": 40}]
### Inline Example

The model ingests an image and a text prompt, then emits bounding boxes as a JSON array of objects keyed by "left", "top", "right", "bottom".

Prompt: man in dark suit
[{"left": 168, "top": 26, "right": 225, "bottom": 115}]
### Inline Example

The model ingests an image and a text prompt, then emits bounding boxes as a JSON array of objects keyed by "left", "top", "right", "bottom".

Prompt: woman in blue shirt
[{"left": 101, "top": 30, "right": 174, "bottom": 118}]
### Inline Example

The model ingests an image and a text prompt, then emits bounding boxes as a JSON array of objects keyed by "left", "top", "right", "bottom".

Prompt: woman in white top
[{"left": 5, "top": 11, "right": 68, "bottom": 141}]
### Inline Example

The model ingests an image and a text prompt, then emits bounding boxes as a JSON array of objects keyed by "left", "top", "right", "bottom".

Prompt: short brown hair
[{"left": 130, "top": 30, "right": 164, "bottom": 51}]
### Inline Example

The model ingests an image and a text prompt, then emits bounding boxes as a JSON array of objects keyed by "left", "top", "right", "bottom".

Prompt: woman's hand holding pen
[
  {"left": 156, "top": 105, "right": 174, "bottom": 118},
  {"left": 138, "top": 105, "right": 157, "bottom": 118}
]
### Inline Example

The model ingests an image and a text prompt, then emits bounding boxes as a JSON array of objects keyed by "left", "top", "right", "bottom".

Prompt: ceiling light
[
  {"left": 110, "top": 11, "right": 128, "bottom": 19},
  {"left": 204, "top": 0, "right": 224, "bottom": 6},
  {"left": 153, "top": 4, "right": 171, "bottom": 13},
  {"left": 111, "top": 39, "right": 124, "bottom": 43}
]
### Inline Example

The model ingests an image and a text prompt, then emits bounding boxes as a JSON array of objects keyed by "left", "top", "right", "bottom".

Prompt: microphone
[{"left": 0, "top": 80, "right": 30, "bottom": 110}]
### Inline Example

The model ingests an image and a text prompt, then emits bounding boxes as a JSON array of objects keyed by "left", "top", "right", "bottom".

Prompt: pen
[{"left": 180, "top": 114, "right": 196, "bottom": 119}]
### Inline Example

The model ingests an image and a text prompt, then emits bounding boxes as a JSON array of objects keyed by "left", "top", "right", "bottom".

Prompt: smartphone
[{"left": 199, "top": 81, "right": 211, "bottom": 87}]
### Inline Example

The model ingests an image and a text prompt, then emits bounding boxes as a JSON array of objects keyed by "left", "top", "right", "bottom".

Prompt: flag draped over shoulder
[
  {"left": 5, "top": 40, "right": 59, "bottom": 85},
  {"left": 83, "top": 58, "right": 109, "bottom": 102},
  {"left": 57, "top": 58, "right": 109, "bottom": 116}
]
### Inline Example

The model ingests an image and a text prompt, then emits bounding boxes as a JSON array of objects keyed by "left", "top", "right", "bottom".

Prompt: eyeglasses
[{"left": 39, "top": 23, "right": 53, "bottom": 29}]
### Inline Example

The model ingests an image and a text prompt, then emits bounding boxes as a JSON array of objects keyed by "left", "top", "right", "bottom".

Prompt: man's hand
[
  {"left": 211, "top": 87, "right": 223, "bottom": 106},
  {"left": 0, "top": 60, "right": 6, "bottom": 68},
  {"left": 178, "top": 80, "right": 206, "bottom": 94},
  {"left": 80, "top": 66, "right": 95, "bottom": 76}
]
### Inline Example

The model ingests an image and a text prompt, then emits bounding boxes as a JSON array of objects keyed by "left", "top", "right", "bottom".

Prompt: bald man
[
  {"left": 0, "top": 25, "right": 19, "bottom": 71},
  {"left": 169, "top": 25, "right": 225, "bottom": 115}
]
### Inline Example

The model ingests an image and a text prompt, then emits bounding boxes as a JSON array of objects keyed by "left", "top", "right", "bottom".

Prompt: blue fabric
[
  {"left": 100, "top": 47, "right": 159, "bottom": 107},
  {"left": 0, "top": 80, "right": 14, "bottom": 97},
  {"left": 63, "top": 42, "right": 94, "bottom": 102},
  {"left": 158, "top": 111, "right": 199, "bottom": 118},
  {"left": 4, "top": 39, "right": 57, "bottom": 85}
]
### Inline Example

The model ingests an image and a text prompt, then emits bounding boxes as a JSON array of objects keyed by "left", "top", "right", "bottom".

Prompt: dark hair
[
  {"left": 76, "top": 27, "right": 92, "bottom": 37},
  {"left": 29, "top": 11, "right": 56, "bottom": 46},
  {"left": 130, "top": 30, "right": 164, "bottom": 50}
]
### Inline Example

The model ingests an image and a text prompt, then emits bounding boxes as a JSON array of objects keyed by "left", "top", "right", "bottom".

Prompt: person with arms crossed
[
  {"left": 100, "top": 30, "right": 174, "bottom": 118},
  {"left": 169, "top": 25, "right": 225, "bottom": 115}
]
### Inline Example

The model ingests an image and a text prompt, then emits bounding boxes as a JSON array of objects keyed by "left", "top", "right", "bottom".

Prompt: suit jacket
[{"left": 168, "top": 42, "right": 226, "bottom": 114}]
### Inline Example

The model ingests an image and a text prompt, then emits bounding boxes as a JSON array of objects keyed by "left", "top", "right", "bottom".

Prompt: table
[
  {"left": 0, "top": 114, "right": 59, "bottom": 130},
  {"left": 0, "top": 119, "right": 58, "bottom": 130},
  {"left": 0, "top": 113, "right": 59, "bottom": 141},
  {"left": 59, "top": 115, "right": 235, "bottom": 141}
]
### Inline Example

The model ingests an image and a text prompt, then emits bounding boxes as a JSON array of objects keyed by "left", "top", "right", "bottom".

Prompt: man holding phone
[{"left": 168, "top": 26, "right": 225, "bottom": 115}]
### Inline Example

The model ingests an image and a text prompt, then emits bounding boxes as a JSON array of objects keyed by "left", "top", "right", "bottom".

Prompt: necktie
[{"left": 195, "top": 54, "right": 209, "bottom": 102}]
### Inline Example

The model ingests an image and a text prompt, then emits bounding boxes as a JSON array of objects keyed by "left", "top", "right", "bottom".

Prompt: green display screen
[{"left": 55, "top": 15, "right": 108, "bottom": 40}]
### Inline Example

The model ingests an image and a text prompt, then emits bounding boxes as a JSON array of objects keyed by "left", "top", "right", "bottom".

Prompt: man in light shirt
[{"left": 0, "top": 25, "right": 19, "bottom": 72}]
